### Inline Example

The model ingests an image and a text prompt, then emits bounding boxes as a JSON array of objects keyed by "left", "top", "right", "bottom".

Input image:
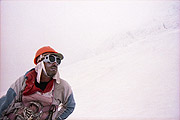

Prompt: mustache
[{"left": 51, "top": 65, "right": 57, "bottom": 68}]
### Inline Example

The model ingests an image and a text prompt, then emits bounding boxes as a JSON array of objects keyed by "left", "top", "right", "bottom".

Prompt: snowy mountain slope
[
  {"left": 83, "top": 1, "right": 180, "bottom": 57},
  {"left": 61, "top": 29, "right": 180, "bottom": 119}
]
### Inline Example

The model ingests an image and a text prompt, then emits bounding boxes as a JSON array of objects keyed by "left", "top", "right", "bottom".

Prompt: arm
[
  {"left": 0, "top": 88, "right": 17, "bottom": 116},
  {"left": 57, "top": 93, "right": 76, "bottom": 120},
  {"left": 54, "top": 79, "right": 76, "bottom": 120},
  {"left": 0, "top": 76, "right": 25, "bottom": 117}
]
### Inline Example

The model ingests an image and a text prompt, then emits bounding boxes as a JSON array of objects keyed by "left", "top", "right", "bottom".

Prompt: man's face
[{"left": 44, "top": 62, "right": 58, "bottom": 78}]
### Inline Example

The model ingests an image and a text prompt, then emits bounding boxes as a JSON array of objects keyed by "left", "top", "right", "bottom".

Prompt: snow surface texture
[{"left": 1, "top": 1, "right": 180, "bottom": 120}]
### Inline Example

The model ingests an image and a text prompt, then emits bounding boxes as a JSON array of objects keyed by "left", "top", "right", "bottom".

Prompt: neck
[{"left": 40, "top": 71, "right": 51, "bottom": 82}]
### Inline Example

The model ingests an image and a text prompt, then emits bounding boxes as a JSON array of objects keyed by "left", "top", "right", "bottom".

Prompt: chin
[{"left": 48, "top": 73, "right": 56, "bottom": 78}]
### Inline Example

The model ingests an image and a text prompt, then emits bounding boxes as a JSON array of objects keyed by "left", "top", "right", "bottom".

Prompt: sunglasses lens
[
  {"left": 49, "top": 55, "right": 55, "bottom": 62},
  {"left": 56, "top": 58, "right": 61, "bottom": 64}
]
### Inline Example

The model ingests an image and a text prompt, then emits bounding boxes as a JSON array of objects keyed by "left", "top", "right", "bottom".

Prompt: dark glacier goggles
[{"left": 43, "top": 54, "right": 61, "bottom": 65}]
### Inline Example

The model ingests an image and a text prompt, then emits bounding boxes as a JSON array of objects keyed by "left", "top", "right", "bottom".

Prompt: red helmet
[{"left": 34, "top": 46, "right": 64, "bottom": 65}]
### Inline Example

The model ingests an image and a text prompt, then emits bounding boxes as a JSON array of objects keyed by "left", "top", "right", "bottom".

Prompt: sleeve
[
  {"left": 57, "top": 93, "right": 76, "bottom": 120},
  {"left": 0, "top": 88, "right": 17, "bottom": 116},
  {"left": 54, "top": 79, "right": 76, "bottom": 120},
  {"left": 0, "top": 76, "right": 25, "bottom": 117}
]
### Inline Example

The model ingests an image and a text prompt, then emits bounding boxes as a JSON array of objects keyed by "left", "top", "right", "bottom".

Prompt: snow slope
[
  {"left": 60, "top": 4, "right": 180, "bottom": 119},
  {"left": 61, "top": 28, "right": 180, "bottom": 120}
]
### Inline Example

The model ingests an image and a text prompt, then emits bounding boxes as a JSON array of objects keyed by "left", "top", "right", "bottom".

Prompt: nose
[{"left": 52, "top": 61, "right": 58, "bottom": 66}]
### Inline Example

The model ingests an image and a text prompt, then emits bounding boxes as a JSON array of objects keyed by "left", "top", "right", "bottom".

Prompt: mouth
[{"left": 51, "top": 66, "right": 57, "bottom": 71}]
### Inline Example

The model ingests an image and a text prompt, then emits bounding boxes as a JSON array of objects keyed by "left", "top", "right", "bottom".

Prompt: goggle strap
[{"left": 37, "top": 54, "right": 45, "bottom": 64}]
